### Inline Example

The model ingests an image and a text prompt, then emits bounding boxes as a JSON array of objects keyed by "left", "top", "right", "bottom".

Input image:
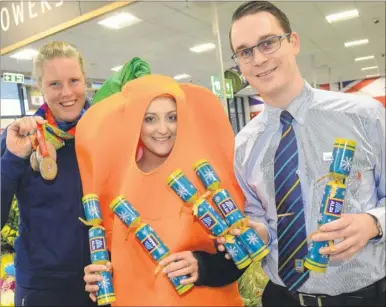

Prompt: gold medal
[
  {"left": 36, "top": 142, "right": 56, "bottom": 162},
  {"left": 35, "top": 124, "right": 59, "bottom": 180},
  {"left": 39, "top": 157, "right": 58, "bottom": 180},
  {"left": 30, "top": 151, "right": 39, "bottom": 172}
]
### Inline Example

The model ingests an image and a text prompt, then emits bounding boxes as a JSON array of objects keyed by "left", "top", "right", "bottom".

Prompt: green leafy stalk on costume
[
  {"left": 238, "top": 260, "right": 269, "bottom": 306},
  {"left": 92, "top": 57, "right": 151, "bottom": 105}
]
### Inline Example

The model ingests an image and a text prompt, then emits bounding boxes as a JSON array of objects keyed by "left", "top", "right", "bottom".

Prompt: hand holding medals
[
  {"left": 5, "top": 116, "right": 57, "bottom": 180},
  {"left": 5, "top": 116, "right": 46, "bottom": 159},
  {"left": 29, "top": 124, "right": 58, "bottom": 180}
]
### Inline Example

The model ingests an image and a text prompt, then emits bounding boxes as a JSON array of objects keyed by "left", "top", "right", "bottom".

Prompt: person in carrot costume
[{"left": 76, "top": 74, "right": 249, "bottom": 305}]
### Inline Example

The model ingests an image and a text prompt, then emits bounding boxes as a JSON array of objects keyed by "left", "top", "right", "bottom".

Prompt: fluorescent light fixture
[
  {"left": 355, "top": 55, "right": 374, "bottom": 61},
  {"left": 98, "top": 12, "right": 141, "bottom": 30},
  {"left": 361, "top": 66, "right": 378, "bottom": 71},
  {"left": 111, "top": 65, "right": 123, "bottom": 72},
  {"left": 10, "top": 49, "right": 38, "bottom": 60},
  {"left": 366, "top": 73, "right": 380, "bottom": 78},
  {"left": 173, "top": 73, "right": 191, "bottom": 80},
  {"left": 326, "top": 9, "right": 359, "bottom": 23},
  {"left": 189, "top": 43, "right": 216, "bottom": 53},
  {"left": 344, "top": 39, "right": 369, "bottom": 47}
]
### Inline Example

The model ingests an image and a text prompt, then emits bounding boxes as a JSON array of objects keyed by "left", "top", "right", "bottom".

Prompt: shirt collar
[
  {"left": 287, "top": 80, "right": 313, "bottom": 125},
  {"left": 261, "top": 80, "right": 313, "bottom": 129}
]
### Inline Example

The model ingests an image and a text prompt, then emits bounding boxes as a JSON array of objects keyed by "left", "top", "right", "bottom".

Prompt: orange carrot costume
[{"left": 75, "top": 75, "right": 245, "bottom": 306}]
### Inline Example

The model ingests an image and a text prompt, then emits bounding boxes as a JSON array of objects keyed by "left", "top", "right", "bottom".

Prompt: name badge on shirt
[
  {"left": 323, "top": 152, "right": 333, "bottom": 162},
  {"left": 295, "top": 259, "right": 305, "bottom": 273}
]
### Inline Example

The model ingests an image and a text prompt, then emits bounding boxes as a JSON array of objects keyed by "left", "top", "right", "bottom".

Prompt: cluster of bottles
[{"left": 167, "top": 159, "right": 270, "bottom": 270}]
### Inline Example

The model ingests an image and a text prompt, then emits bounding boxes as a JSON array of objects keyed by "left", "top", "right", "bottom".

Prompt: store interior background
[
  {"left": 1, "top": 1, "right": 385, "bottom": 134},
  {"left": 0, "top": 1, "right": 385, "bottom": 306}
]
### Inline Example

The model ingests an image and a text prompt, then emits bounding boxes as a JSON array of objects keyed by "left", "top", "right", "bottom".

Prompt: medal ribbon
[
  {"left": 43, "top": 108, "right": 75, "bottom": 150},
  {"left": 36, "top": 124, "right": 49, "bottom": 158},
  {"left": 34, "top": 102, "right": 87, "bottom": 150}
]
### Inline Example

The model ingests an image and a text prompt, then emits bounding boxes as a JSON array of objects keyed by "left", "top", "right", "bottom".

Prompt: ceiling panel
[{"left": 1, "top": 0, "right": 384, "bottom": 92}]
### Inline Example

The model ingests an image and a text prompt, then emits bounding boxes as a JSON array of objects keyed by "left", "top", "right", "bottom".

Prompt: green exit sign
[
  {"left": 3, "top": 72, "right": 24, "bottom": 84},
  {"left": 211, "top": 76, "right": 234, "bottom": 99}
]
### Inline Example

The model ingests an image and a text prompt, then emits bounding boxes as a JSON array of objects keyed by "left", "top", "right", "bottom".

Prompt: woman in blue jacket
[{"left": 1, "top": 41, "right": 95, "bottom": 306}]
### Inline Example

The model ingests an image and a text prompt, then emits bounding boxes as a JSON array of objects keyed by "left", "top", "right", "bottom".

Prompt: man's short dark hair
[{"left": 229, "top": 1, "right": 292, "bottom": 52}]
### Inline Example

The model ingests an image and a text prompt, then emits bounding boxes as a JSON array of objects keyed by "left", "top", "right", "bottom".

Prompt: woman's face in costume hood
[{"left": 140, "top": 96, "right": 177, "bottom": 158}]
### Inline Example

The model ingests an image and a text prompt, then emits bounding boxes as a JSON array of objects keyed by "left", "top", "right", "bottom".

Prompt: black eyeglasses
[{"left": 231, "top": 33, "right": 291, "bottom": 65}]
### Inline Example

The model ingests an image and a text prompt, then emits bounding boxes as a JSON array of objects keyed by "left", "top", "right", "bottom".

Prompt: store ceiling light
[
  {"left": 174, "top": 73, "right": 191, "bottom": 80},
  {"left": 189, "top": 43, "right": 216, "bottom": 53},
  {"left": 98, "top": 12, "right": 141, "bottom": 30},
  {"left": 361, "top": 66, "right": 378, "bottom": 71},
  {"left": 111, "top": 65, "right": 123, "bottom": 72},
  {"left": 326, "top": 9, "right": 359, "bottom": 23},
  {"left": 10, "top": 48, "right": 38, "bottom": 60},
  {"left": 366, "top": 73, "right": 380, "bottom": 78},
  {"left": 355, "top": 55, "right": 374, "bottom": 61},
  {"left": 344, "top": 39, "right": 369, "bottom": 47}
]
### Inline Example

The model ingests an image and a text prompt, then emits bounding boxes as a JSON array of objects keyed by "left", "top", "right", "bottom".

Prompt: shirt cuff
[
  {"left": 264, "top": 223, "right": 273, "bottom": 247},
  {"left": 1, "top": 149, "right": 28, "bottom": 181},
  {"left": 366, "top": 206, "right": 385, "bottom": 244}
]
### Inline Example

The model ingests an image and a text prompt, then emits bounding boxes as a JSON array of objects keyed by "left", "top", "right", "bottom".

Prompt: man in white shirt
[{"left": 218, "top": 1, "right": 385, "bottom": 306}]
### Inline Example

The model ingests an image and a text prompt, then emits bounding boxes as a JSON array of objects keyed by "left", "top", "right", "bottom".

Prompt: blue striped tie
[{"left": 274, "top": 111, "right": 309, "bottom": 293}]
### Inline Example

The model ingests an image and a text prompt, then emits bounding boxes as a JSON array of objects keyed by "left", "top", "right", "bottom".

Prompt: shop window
[{"left": 1, "top": 78, "right": 21, "bottom": 116}]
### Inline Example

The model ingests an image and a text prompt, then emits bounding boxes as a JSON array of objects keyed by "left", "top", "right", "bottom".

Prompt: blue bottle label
[
  {"left": 200, "top": 212, "right": 217, "bottom": 229},
  {"left": 218, "top": 199, "right": 238, "bottom": 217},
  {"left": 90, "top": 237, "right": 106, "bottom": 252},
  {"left": 143, "top": 234, "right": 161, "bottom": 254},
  {"left": 324, "top": 198, "right": 343, "bottom": 217}
]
